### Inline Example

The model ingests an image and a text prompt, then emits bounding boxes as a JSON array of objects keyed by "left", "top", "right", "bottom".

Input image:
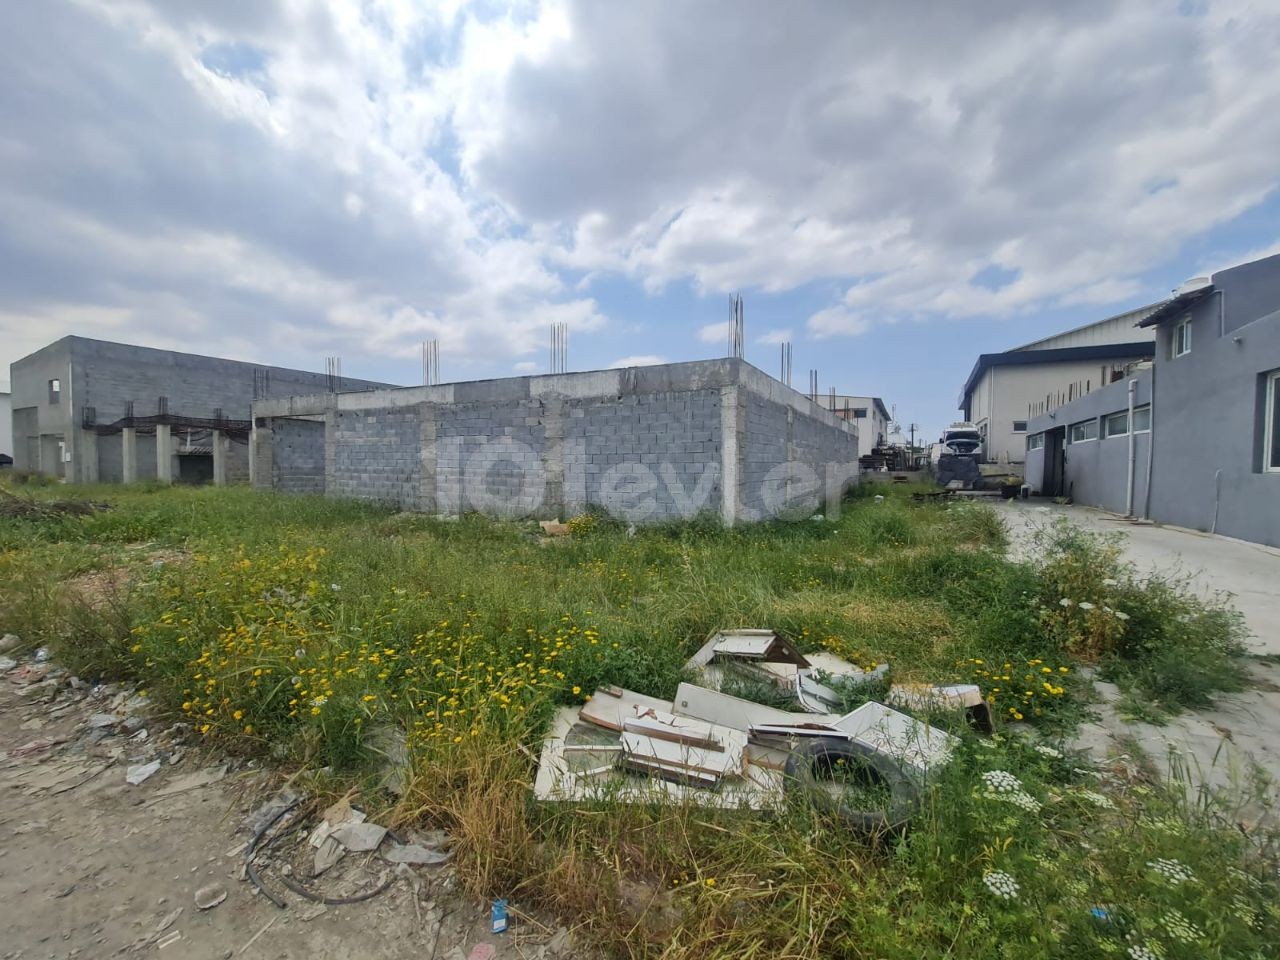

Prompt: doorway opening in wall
[
  {"left": 177, "top": 453, "right": 214, "bottom": 484},
  {"left": 1043, "top": 426, "right": 1067, "bottom": 497}
]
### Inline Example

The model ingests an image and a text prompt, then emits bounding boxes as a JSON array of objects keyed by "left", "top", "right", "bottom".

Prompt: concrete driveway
[{"left": 994, "top": 500, "right": 1280, "bottom": 818}]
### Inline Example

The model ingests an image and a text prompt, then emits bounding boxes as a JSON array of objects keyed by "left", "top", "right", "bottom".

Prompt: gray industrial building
[
  {"left": 1025, "top": 252, "right": 1280, "bottom": 547},
  {"left": 9, "top": 336, "right": 393, "bottom": 484},
  {"left": 251, "top": 358, "right": 860, "bottom": 524}
]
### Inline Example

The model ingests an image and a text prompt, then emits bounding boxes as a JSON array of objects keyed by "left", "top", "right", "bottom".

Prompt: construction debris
[
  {"left": 126, "top": 759, "right": 161, "bottom": 785},
  {"left": 194, "top": 883, "right": 228, "bottom": 910},
  {"left": 534, "top": 628, "right": 986, "bottom": 825}
]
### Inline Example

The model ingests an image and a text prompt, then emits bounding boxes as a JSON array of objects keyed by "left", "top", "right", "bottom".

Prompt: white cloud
[
  {"left": 2, "top": 0, "right": 1278, "bottom": 380},
  {"left": 513, "top": 360, "right": 538, "bottom": 373},
  {"left": 697, "top": 321, "right": 729, "bottom": 344},
  {"left": 756, "top": 327, "right": 792, "bottom": 345},
  {"left": 608, "top": 354, "right": 667, "bottom": 368},
  {"left": 453, "top": 0, "right": 1280, "bottom": 332}
]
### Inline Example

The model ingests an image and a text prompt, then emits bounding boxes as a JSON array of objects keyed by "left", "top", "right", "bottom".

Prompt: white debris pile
[{"left": 534, "top": 628, "right": 991, "bottom": 812}]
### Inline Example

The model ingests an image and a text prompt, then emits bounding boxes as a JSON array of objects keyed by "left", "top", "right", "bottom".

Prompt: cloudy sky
[{"left": 2, "top": 1, "right": 1278, "bottom": 439}]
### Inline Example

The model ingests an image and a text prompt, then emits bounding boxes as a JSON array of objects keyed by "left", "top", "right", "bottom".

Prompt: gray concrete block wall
[
  {"left": 332, "top": 406, "right": 423, "bottom": 505},
  {"left": 563, "top": 389, "right": 722, "bottom": 521},
  {"left": 271, "top": 419, "right": 325, "bottom": 494},
  {"left": 97, "top": 433, "right": 124, "bottom": 484},
  {"left": 253, "top": 359, "right": 859, "bottom": 524},
  {"left": 435, "top": 401, "right": 546, "bottom": 517},
  {"left": 738, "top": 393, "right": 859, "bottom": 520},
  {"left": 225, "top": 440, "right": 251, "bottom": 485},
  {"left": 135, "top": 433, "right": 157, "bottom": 482},
  {"left": 68, "top": 338, "right": 394, "bottom": 423},
  {"left": 740, "top": 394, "right": 791, "bottom": 520},
  {"left": 9, "top": 335, "right": 398, "bottom": 482},
  {"left": 792, "top": 413, "right": 859, "bottom": 505}
]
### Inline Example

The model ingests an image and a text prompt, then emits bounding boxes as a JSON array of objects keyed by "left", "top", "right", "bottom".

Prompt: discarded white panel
[
  {"left": 833, "top": 702, "right": 956, "bottom": 778},
  {"left": 749, "top": 722, "right": 846, "bottom": 739},
  {"left": 888, "top": 682, "right": 994, "bottom": 733},
  {"left": 888, "top": 683, "right": 983, "bottom": 711},
  {"left": 578, "top": 686, "right": 674, "bottom": 731},
  {"left": 621, "top": 718, "right": 747, "bottom": 780},
  {"left": 803, "top": 651, "right": 872, "bottom": 678},
  {"left": 672, "top": 682, "right": 838, "bottom": 732},
  {"left": 534, "top": 706, "right": 781, "bottom": 810},
  {"left": 686, "top": 629, "right": 809, "bottom": 671}
]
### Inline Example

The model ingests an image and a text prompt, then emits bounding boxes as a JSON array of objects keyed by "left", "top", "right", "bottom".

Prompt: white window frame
[
  {"left": 1102, "top": 411, "right": 1128, "bottom": 438},
  {"left": 1172, "top": 316, "right": 1192, "bottom": 358},
  {"left": 1027, "top": 432, "right": 1045, "bottom": 451},
  {"left": 1266, "top": 371, "right": 1280, "bottom": 473},
  {"left": 1132, "top": 404, "right": 1151, "bottom": 433},
  {"left": 1068, "top": 419, "right": 1098, "bottom": 444},
  {"left": 1012, "top": 420, "right": 1027, "bottom": 434}
]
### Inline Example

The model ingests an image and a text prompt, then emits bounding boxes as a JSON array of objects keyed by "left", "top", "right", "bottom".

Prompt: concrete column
[
  {"left": 323, "top": 407, "right": 337, "bottom": 497},
  {"left": 719, "top": 385, "right": 741, "bottom": 525},
  {"left": 155, "top": 423, "right": 173, "bottom": 484},
  {"left": 79, "top": 429, "right": 99, "bottom": 484},
  {"left": 212, "top": 430, "right": 227, "bottom": 486},
  {"left": 541, "top": 398, "right": 565, "bottom": 519},
  {"left": 250, "top": 423, "right": 273, "bottom": 490},
  {"left": 417, "top": 403, "right": 438, "bottom": 512},
  {"left": 122, "top": 427, "right": 138, "bottom": 484}
]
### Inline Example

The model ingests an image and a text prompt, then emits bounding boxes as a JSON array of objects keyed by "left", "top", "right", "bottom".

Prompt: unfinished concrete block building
[
  {"left": 251, "top": 359, "right": 860, "bottom": 524},
  {"left": 9, "top": 337, "right": 393, "bottom": 484}
]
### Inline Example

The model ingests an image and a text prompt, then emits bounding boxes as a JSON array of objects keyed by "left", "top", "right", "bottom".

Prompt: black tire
[{"left": 783, "top": 737, "right": 919, "bottom": 833}]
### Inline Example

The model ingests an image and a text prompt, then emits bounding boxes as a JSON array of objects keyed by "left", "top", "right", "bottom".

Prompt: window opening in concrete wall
[
  {"left": 48, "top": 378, "right": 61, "bottom": 404},
  {"left": 1133, "top": 405, "right": 1151, "bottom": 433},
  {"left": 1027, "top": 433, "right": 1045, "bottom": 451},
  {"left": 1103, "top": 411, "right": 1128, "bottom": 438},
  {"left": 1068, "top": 419, "right": 1098, "bottom": 443},
  {"left": 1266, "top": 370, "right": 1280, "bottom": 473},
  {"left": 1172, "top": 316, "right": 1192, "bottom": 358},
  {"left": 1012, "top": 420, "right": 1027, "bottom": 433},
  {"left": 852, "top": 408, "right": 867, "bottom": 418}
]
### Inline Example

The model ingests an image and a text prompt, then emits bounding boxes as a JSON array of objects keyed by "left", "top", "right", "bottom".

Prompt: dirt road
[{"left": 0, "top": 660, "right": 580, "bottom": 960}]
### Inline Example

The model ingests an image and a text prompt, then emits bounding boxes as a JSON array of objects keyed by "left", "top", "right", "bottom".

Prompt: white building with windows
[
  {"left": 958, "top": 306, "right": 1157, "bottom": 463},
  {"left": 816, "top": 395, "right": 891, "bottom": 458}
]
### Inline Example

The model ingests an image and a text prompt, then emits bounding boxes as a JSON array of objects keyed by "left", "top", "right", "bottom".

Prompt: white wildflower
[
  {"left": 1230, "top": 894, "right": 1257, "bottom": 926},
  {"left": 330, "top": 583, "right": 341, "bottom": 591},
  {"left": 1139, "top": 815, "right": 1184, "bottom": 835},
  {"left": 981, "top": 770, "right": 1022, "bottom": 793},
  {"left": 1059, "top": 598, "right": 1074, "bottom": 607},
  {"left": 1102, "top": 578, "right": 1119, "bottom": 587},
  {"left": 1115, "top": 610, "right": 1130, "bottom": 621},
  {"left": 1148, "top": 858, "right": 1194, "bottom": 886},
  {"left": 1160, "top": 908, "right": 1203, "bottom": 943},
  {"left": 1078, "top": 601, "right": 1095, "bottom": 611},
  {"left": 983, "top": 870, "right": 1019, "bottom": 901},
  {"left": 1077, "top": 790, "right": 1116, "bottom": 809},
  {"left": 1127, "top": 945, "right": 1158, "bottom": 960},
  {"left": 1035, "top": 744, "right": 1063, "bottom": 759},
  {"left": 310, "top": 695, "right": 328, "bottom": 708}
]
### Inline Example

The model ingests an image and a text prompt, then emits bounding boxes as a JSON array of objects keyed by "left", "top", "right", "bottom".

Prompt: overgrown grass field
[{"left": 0, "top": 481, "right": 1273, "bottom": 959}]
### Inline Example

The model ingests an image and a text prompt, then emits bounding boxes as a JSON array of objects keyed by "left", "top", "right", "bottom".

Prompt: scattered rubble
[
  {"left": 126, "top": 759, "right": 161, "bottom": 785},
  {"left": 536, "top": 628, "right": 987, "bottom": 827},
  {"left": 194, "top": 883, "right": 228, "bottom": 910}
]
